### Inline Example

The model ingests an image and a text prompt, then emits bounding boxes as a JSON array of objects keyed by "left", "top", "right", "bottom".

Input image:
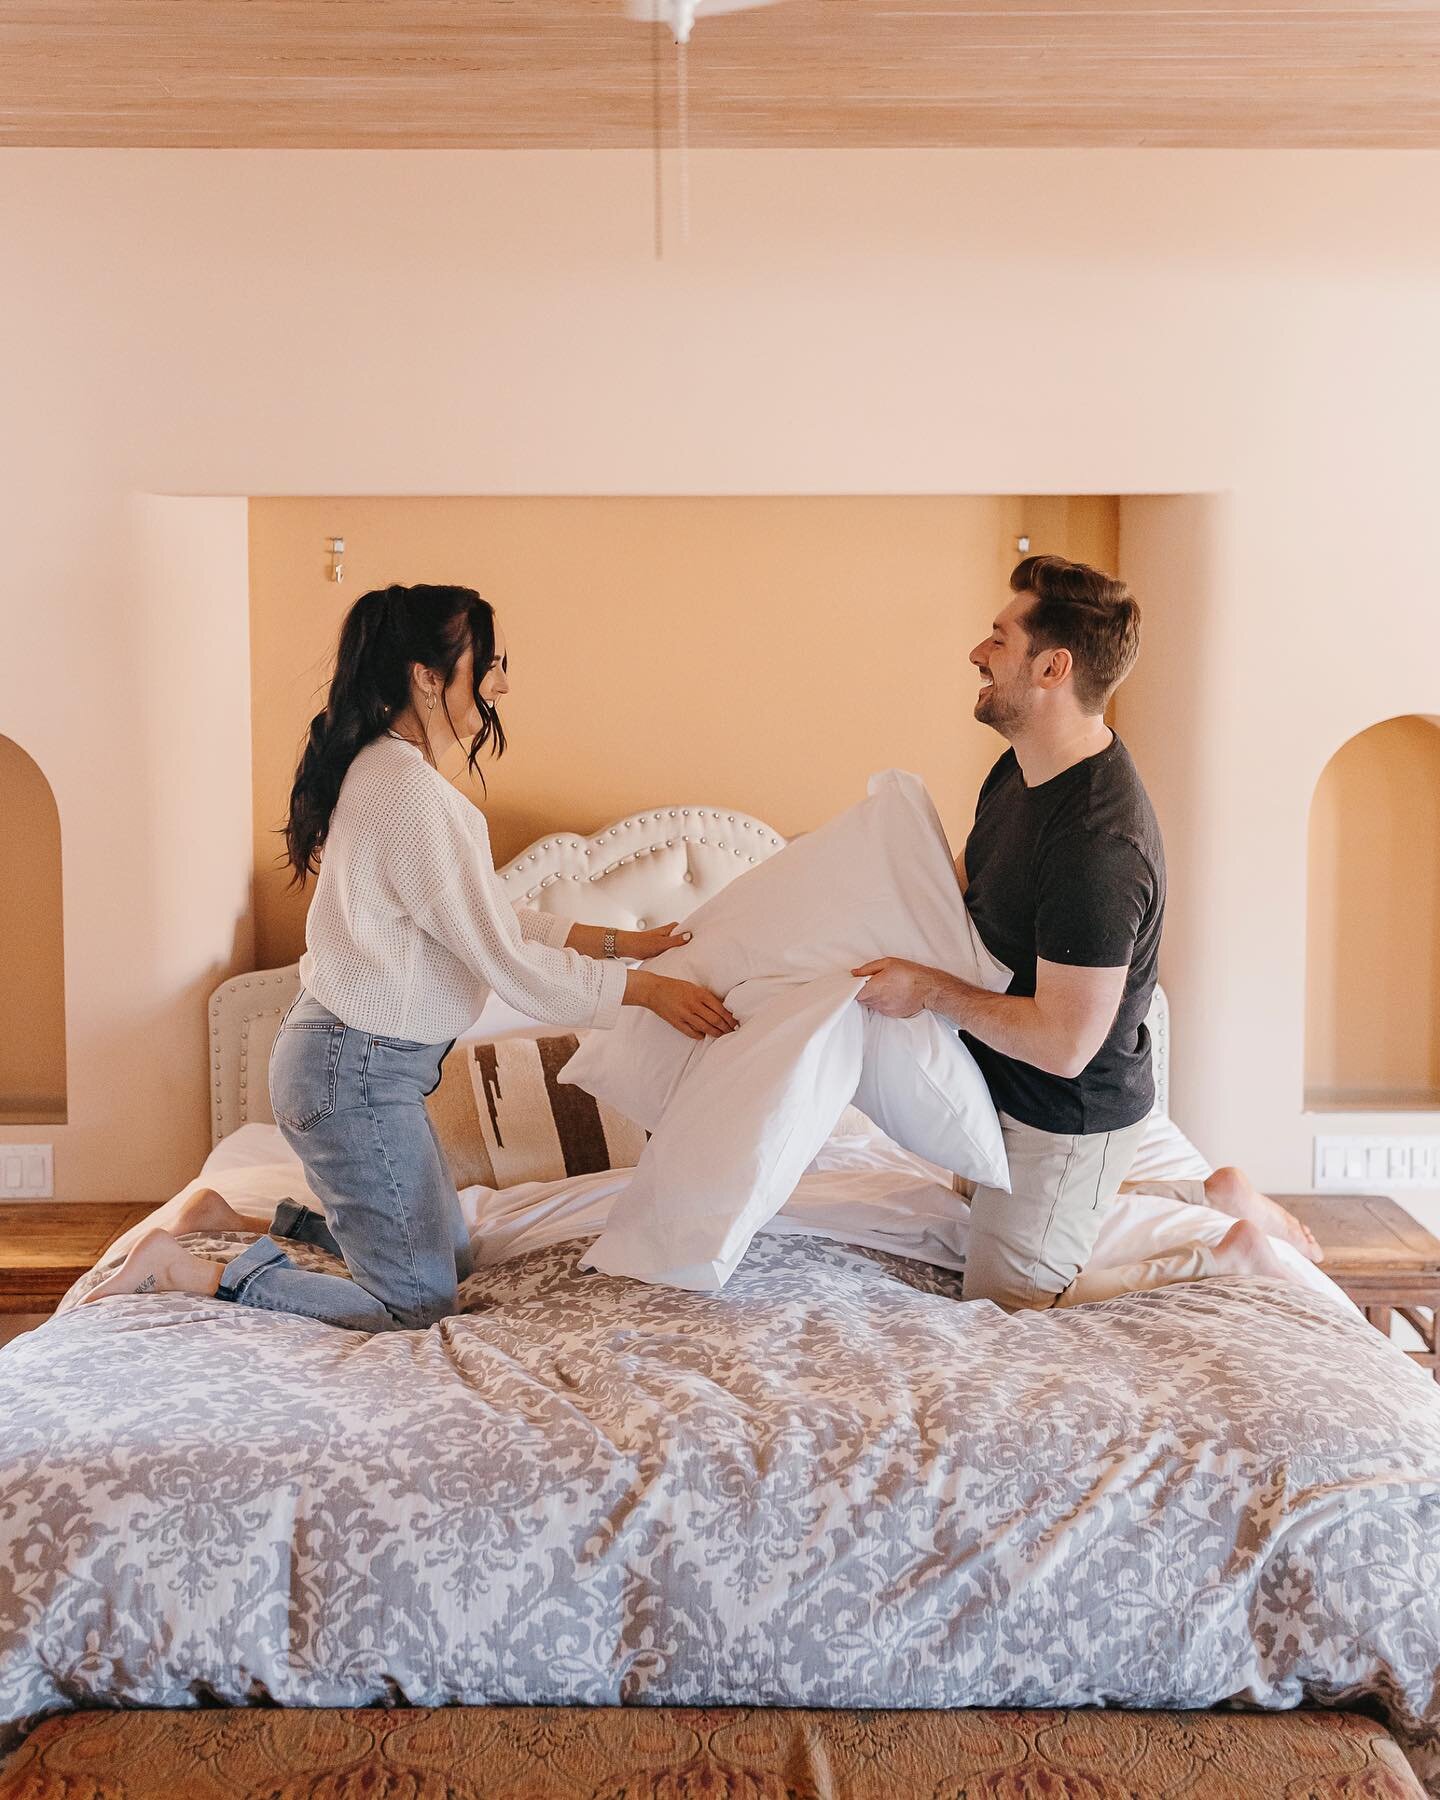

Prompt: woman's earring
[{"left": 427, "top": 693, "right": 436, "bottom": 713}]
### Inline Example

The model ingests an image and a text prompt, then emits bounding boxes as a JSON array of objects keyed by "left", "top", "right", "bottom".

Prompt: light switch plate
[
  {"left": 1313, "top": 1134, "right": 1440, "bottom": 1191},
  {"left": 0, "top": 1144, "right": 53, "bottom": 1198}
]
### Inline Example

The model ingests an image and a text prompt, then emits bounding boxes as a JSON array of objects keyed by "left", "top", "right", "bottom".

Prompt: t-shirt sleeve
[{"left": 1034, "top": 830, "right": 1154, "bottom": 969}]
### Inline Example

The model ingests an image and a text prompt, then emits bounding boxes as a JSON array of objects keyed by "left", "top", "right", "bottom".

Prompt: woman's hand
[
  {"left": 621, "top": 922, "right": 693, "bottom": 961},
  {"left": 624, "top": 970, "right": 738, "bottom": 1040}
]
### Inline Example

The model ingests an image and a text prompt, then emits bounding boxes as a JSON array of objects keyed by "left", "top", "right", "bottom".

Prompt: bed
[{"left": 3, "top": 801, "right": 1440, "bottom": 1794}]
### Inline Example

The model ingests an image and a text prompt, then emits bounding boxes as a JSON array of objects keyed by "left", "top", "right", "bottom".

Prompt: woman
[{"left": 88, "top": 583, "right": 736, "bottom": 1330}]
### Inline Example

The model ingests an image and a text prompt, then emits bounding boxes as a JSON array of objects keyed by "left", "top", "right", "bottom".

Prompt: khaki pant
[{"left": 961, "top": 1113, "right": 1220, "bottom": 1312}]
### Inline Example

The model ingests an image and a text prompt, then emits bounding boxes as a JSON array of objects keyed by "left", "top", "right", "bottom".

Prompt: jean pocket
[{"left": 270, "top": 1021, "right": 346, "bottom": 1133}]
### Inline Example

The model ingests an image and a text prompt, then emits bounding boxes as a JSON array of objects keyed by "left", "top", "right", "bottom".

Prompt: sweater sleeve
[
  {"left": 388, "top": 781, "right": 626, "bottom": 1031},
  {"left": 514, "top": 905, "right": 574, "bottom": 951}
]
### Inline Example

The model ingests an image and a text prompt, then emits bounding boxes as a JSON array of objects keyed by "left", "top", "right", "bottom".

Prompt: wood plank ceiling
[{"left": 4, "top": 0, "right": 1440, "bottom": 149}]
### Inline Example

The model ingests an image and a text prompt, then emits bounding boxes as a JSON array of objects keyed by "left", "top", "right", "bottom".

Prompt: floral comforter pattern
[{"left": 3, "top": 1231, "right": 1439, "bottom": 1788}]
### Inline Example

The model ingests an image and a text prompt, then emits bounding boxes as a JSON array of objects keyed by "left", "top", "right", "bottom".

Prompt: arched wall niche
[
  {"left": 0, "top": 734, "right": 67, "bottom": 1123},
  {"left": 1306, "top": 713, "right": 1440, "bottom": 1112}
]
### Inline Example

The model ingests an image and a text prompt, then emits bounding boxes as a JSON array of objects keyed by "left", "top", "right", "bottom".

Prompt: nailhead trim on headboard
[
  {"left": 208, "top": 966, "right": 303, "bottom": 1146},
  {"left": 503, "top": 807, "right": 786, "bottom": 902}
]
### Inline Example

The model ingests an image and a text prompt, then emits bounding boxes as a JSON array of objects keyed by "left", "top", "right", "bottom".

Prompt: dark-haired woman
[{"left": 87, "top": 584, "right": 737, "bottom": 1331}]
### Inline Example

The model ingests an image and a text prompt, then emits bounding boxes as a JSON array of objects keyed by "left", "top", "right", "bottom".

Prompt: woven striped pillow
[{"left": 426, "top": 1033, "right": 647, "bottom": 1190}]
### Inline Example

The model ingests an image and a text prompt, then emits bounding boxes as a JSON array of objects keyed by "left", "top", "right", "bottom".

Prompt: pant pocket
[{"left": 270, "top": 1022, "right": 346, "bottom": 1133}]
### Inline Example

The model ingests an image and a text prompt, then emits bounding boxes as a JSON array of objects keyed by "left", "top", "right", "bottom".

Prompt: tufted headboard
[{"left": 208, "top": 802, "right": 1170, "bottom": 1144}]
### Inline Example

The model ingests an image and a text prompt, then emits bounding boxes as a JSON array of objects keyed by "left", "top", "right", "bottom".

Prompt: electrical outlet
[
  {"left": 0, "top": 1144, "right": 53, "bottom": 1198},
  {"left": 1313, "top": 1134, "right": 1440, "bottom": 1191}
]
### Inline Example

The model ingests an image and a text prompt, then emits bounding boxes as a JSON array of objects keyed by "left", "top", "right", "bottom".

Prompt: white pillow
[
  {"left": 854, "top": 1010, "right": 1008, "bottom": 1191},
  {"left": 562, "top": 769, "right": 1011, "bottom": 1174},
  {"left": 581, "top": 972, "right": 866, "bottom": 1291}
]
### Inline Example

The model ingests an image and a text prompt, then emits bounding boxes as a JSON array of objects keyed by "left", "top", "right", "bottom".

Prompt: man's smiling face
[{"left": 970, "top": 593, "right": 1038, "bottom": 737}]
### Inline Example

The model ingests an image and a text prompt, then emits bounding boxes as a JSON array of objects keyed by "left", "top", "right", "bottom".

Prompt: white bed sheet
[{"left": 195, "top": 1118, "right": 1355, "bottom": 1313}]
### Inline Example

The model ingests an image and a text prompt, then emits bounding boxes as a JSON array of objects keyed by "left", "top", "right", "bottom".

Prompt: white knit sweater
[{"left": 297, "top": 734, "right": 627, "bottom": 1042}]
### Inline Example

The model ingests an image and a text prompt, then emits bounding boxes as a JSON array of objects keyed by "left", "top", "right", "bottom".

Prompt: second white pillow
[{"left": 853, "top": 1011, "right": 1009, "bottom": 1192}]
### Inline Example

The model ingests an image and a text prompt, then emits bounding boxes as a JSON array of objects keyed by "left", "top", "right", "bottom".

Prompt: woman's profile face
[
  {"left": 478, "top": 623, "right": 510, "bottom": 706},
  {"left": 438, "top": 623, "right": 509, "bottom": 738}
]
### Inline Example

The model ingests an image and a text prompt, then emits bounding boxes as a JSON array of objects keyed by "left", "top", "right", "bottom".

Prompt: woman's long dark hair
[{"left": 282, "top": 583, "right": 506, "bottom": 885}]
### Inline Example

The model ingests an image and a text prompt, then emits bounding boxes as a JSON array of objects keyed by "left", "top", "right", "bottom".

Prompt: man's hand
[{"left": 851, "top": 957, "right": 938, "bottom": 1018}]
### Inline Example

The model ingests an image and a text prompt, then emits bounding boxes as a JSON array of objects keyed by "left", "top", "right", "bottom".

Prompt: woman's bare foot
[
  {"left": 81, "top": 1228, "right": 223, "bottom": 1305},
  {"left": 1208, "top": 1218, "right": 1305, "bottom": 1287},
  {"left": 107, "top": 1186, "right": 266, "bottom": 1262},
  {"left": 169, "top": 1186, "right": 262, "bottom": 1236},
  {"left": 1204, "top": 1166, "right": 1323, "bottom": 1264}
]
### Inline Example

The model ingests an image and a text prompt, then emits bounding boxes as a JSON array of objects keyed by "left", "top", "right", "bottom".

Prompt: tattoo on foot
[{"left": 135, "top": 1274, "right": 157, "bottom": 1294}]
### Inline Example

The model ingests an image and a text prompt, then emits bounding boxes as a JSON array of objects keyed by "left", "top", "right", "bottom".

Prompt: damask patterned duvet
[{"left": 3, "top": 1230, "right": 1440, "bottom": 1789}]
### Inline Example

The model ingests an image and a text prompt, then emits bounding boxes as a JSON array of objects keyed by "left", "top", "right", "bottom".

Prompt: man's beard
[{"left": 975, "top": 682, "right": 1028, "bottom": 737}]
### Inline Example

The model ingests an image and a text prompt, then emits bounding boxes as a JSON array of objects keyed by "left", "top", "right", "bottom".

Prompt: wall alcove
[
  {"left": 0, "top": 734, "right": 67, "bottom": 1123},
  {"left": 1306, "top": 714, "right": 1440, "bottom": 1112}
]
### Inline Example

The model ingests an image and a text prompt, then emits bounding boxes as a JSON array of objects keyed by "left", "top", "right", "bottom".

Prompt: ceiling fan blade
[{"left": 623, "top": 0, "right": 788, "bottom": 24}]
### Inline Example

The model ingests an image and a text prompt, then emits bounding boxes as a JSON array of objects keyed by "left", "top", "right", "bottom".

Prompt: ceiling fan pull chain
[
  {"left": 676, "top": 33, "right": 690, "bottom": 245},
  {"left": 652, "top": 15, "right": 665, "bottom": 258}
]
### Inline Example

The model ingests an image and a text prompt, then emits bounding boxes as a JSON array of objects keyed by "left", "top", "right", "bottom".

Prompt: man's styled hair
[{"left": 1010, "top": 554, "right": 1141, "bottom": 715}]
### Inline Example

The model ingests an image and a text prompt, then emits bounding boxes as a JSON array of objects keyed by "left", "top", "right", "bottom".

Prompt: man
[{"left": 853, "top": 555, "right": 1313, "bottom": 1310}]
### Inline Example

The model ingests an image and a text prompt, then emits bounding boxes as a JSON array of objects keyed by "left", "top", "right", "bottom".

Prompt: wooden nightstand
[
  {"left": 1282, "top": 1194, "right": 1440, "bottom": 1381},
  {"left": 0, "top": 1202, "right": 153, "bottom": 1340}
]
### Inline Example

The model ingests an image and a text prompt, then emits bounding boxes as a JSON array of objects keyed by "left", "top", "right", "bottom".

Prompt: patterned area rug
[{"left": 0, "top": 1705, "right": 1424, "bottom": 1799}]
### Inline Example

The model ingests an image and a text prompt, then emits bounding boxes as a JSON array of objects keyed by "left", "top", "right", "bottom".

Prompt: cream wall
[
  {"left": 3, "top": 149, "right": 1439, "bottom": 1207},
  {"left": 247, "top": 495, "right": 1116, "bottom": 970}
]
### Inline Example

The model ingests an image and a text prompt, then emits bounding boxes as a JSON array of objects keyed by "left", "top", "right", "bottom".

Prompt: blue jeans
[{"left": 217, "top": 990, "right": 469, "bottom": 1333}]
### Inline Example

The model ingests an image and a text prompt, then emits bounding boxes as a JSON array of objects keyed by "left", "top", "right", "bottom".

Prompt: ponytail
[{"left": 281, "top": 583, "right": 504, "bottom": 884}]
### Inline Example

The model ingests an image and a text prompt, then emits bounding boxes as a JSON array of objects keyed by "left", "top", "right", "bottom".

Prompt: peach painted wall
[
  {"left": 3, "top": 149, "right": 1439, "bottom": 1209},
  {"left": 247, "top": 495, "right": 1116, "bottom": 970},
  {"left": 0, "top": 736, "right": 67, "bottom": 1122},
  {"left": 1305, "top": 715, "right": 1440, "bottom": 1109}
]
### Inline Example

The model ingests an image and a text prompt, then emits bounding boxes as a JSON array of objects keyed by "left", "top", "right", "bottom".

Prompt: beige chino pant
[{"left": 960, "top": 1112, "right": 1220, "bottom": 1312}]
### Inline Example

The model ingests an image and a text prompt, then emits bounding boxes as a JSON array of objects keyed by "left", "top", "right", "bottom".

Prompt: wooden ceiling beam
[{"left": 4, "top": 1, "right": 1439, "bottom": 148}]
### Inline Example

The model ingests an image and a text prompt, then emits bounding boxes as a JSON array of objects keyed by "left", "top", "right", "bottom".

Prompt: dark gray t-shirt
[{"left": 960, "top": 736, "right": 1165, "bottom": 1136}]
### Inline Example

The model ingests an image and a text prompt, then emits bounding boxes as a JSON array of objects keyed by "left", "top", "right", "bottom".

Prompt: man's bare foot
[
  {"left": 1208, "top": 1218, "right": 1305, "bottom": 1287},
  {"left": 1204, "top": 1166, "right": 1323, "bottom": 1264},
  {"left": 107, "top": 1186, "right": 267, "bottom": 1262},
  {"left": 81, "top": 1228, "right": 223, "bottom": 1305}
]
